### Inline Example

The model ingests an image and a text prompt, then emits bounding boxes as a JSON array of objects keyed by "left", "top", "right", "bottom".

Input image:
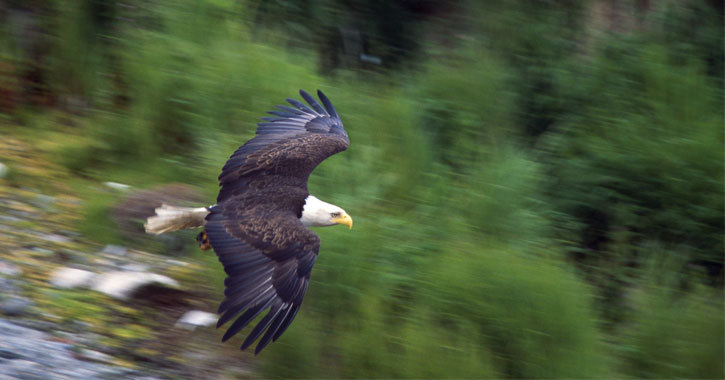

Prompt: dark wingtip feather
[
  {"left": 317, "top": 90, "right": 339, "bottom": 119},
  {"left": 217, "top": 299, "right": 229, "bottom": 315},
  {"left": 221, "top": 296, "right": 275, "bottom": 343},
  {"left": 275, "top": 105, "right": 304, "bottom": 115},
  {"left": 255, "top": 305, "right": 292, "bottom": 354},
  {"left": 286, "top": 97, "right": 317, "bottom": 115},
  {"left": 272, "top": 304, "right": 300, "bottom": 342},
  {"left": 240, "top": 304, "right": 283, "bottom": 352},
  {"left": 272, "top": 282, "right": 306, "bottom": 342},
  {"left": 299, "top": 89, "right": 327, "bottom": 116},
  {"left": 217, "top": 310, "right": 233, "bottom": 329}
]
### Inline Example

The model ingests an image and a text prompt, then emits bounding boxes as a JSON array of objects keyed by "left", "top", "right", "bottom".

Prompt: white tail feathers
[{"left": 144, "top": 204, "right": 210, "bottom": 235}]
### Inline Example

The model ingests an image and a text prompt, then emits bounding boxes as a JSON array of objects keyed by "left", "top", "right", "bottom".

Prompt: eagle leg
[{"left": 196, "top": 230, "right": 212, "bottom": 251}]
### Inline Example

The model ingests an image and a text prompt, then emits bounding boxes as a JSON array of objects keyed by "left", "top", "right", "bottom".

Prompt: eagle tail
[{"left": 144, "top": 204, "right": 210, "bottom": 235}]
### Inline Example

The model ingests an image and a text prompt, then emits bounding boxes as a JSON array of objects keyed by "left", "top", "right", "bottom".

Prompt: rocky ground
[{"left": 0, "top": 138, "right": 255, "bottom": 379}]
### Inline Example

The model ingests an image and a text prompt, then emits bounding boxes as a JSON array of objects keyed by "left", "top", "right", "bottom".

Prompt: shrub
[
  {"left": 542, "top": 41, "right": 724, "bottom": 287},
  {"left": 620, "top": 252, "right": 724, "bottom": 379}
]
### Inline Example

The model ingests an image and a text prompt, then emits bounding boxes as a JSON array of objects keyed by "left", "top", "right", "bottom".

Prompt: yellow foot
[{"left": 196, "top": 231, "right": 211, "bottom": 251}]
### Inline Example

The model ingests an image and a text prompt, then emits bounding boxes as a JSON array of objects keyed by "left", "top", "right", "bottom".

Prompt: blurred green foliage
[
  {"left": 0, "top": 0, "right": 722, "bottom": 378},
  {"left": 617, "top": 249, "right": 724, "bottom": 378}
]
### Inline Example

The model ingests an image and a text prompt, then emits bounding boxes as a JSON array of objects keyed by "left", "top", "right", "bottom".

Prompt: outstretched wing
[
  {"left": 205, "top": 203, "right": 318, "bottom": 354},
  {"left": 217, "top": 89, "right": 349, "bottom": 203},
  {"left": 206, "top": 90, "right": 347, "bottom": 353}
]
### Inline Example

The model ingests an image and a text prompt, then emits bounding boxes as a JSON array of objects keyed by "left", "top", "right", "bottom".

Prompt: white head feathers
[{"left": 300, "top": 195, "right": 353, "bottom": 229}]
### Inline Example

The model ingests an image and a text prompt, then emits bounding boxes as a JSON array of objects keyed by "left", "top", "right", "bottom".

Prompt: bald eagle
[{"left": 145, "top": 90, "right": 352, "bottom": 354}]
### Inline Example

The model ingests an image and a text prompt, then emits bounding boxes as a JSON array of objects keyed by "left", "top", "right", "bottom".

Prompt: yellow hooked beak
[{"left": 332, "top": 212, "right": 353, "bottom": 230}]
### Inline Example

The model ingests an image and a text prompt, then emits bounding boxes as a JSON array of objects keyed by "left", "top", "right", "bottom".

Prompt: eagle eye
[{"left": 331, "top": 212, "right": 341, "bottom": 218}]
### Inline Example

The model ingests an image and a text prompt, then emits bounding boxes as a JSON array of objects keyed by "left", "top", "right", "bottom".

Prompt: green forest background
[{"left": 0, "top": 0, "right": 723, "bottom": 378}]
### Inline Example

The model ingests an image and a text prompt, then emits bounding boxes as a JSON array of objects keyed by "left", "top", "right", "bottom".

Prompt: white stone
[
  {"left": 103, "top": 181, "right": 130, "bottom": 191},
  {"left": 0, "top": 261, "right": 22, "bottom": 277},
  {"left": 49, "top": 267, "right": 97, "bottom": 289},
  {"left": 91, "top": 271, "right": 179, "bottom": 300},
  {"left": 175, "top": 310, "right": 218, "bottom": 330},
  {"left": 40, "top": 234, "right": 71, "bottom": 244},
  {"left": 77, "top": 348, "right": 115, "bottom": 364}
]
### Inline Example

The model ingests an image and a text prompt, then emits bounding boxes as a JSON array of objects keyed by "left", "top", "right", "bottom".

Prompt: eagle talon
[{"left": 196, "top": 231, "right": 212, "bottom": 251}]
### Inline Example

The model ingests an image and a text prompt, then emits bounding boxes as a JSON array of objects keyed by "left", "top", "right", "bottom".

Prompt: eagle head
[{"left": 300, "top": 195, "right": 353, "bottom": 229}]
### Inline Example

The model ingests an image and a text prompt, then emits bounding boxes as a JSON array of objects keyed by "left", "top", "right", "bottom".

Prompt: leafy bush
[
  {"left": 262, "top": 237, "right": 608, "bottom": 378},
  {"left": 542, "top": 41, "right": 723, "bottom": 283},
  {"left": 620, "top": 252, "right": 724, "bottom": 379}
]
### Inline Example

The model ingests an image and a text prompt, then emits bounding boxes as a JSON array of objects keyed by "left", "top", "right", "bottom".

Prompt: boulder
[
  {"left": 92, "top": 271, "right": 180, "bottom": 301},
  {"left": 49, "top": 267, "right": 96, "bottom": 289},
  {"left": 175, "top": 310, "right": 217, "bottom": 330}
]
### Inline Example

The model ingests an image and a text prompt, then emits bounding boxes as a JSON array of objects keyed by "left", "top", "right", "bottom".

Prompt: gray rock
[
  {"left": 119, "top": 263, "right": 149, "bottom": 272},
  {"left": 0, "top": 316, "right": 184, "bottom": 380},
  {"left": 31, "top": 194, "right": 55, "bottom": 208},
  {"left": 39, "top": 234, "right": 71, "bottom": 244},
  {"left": 11, "top": 340, "right": 74, "bottom": 368},
  {"left": 76, "top": 348, "right": 116, "bottom": 364},
  {"left": 0, "top": 214, "right": 21, "bottom": 223},
  {"left": 0, "top": 296, "right": 33, "bottom": 316},
  {"left": 0, "top": 319, "right": 45, "bottom": 339},
  {"left": 0, "top": 261, "right": 21, "bottom": 277},
  {"left": 56, "top": 330, "right": 102, "bottom": 349},
  {"left": 0, "top": 320, "right": 94, "bottom": 378},
  {"left": 102, "top": 245, "right": 128, "bottom": 256},
  {"left": 0, "top": 278, "right": 19, "bottom": 294},
  {"left": 30, "top": 247, "right": 54, "bottom": 256},
  {"left": 14, "top": 319, "right": 57, "bottom": 332},
  {"left": 3, "top": 359, "right": 47, "bottom": 380},
  {"left": 6, "top": 206, "right": 35, "bottom": 219},
  {"left": 0, "top": 347, "right": 23, "bottom": 360}
]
